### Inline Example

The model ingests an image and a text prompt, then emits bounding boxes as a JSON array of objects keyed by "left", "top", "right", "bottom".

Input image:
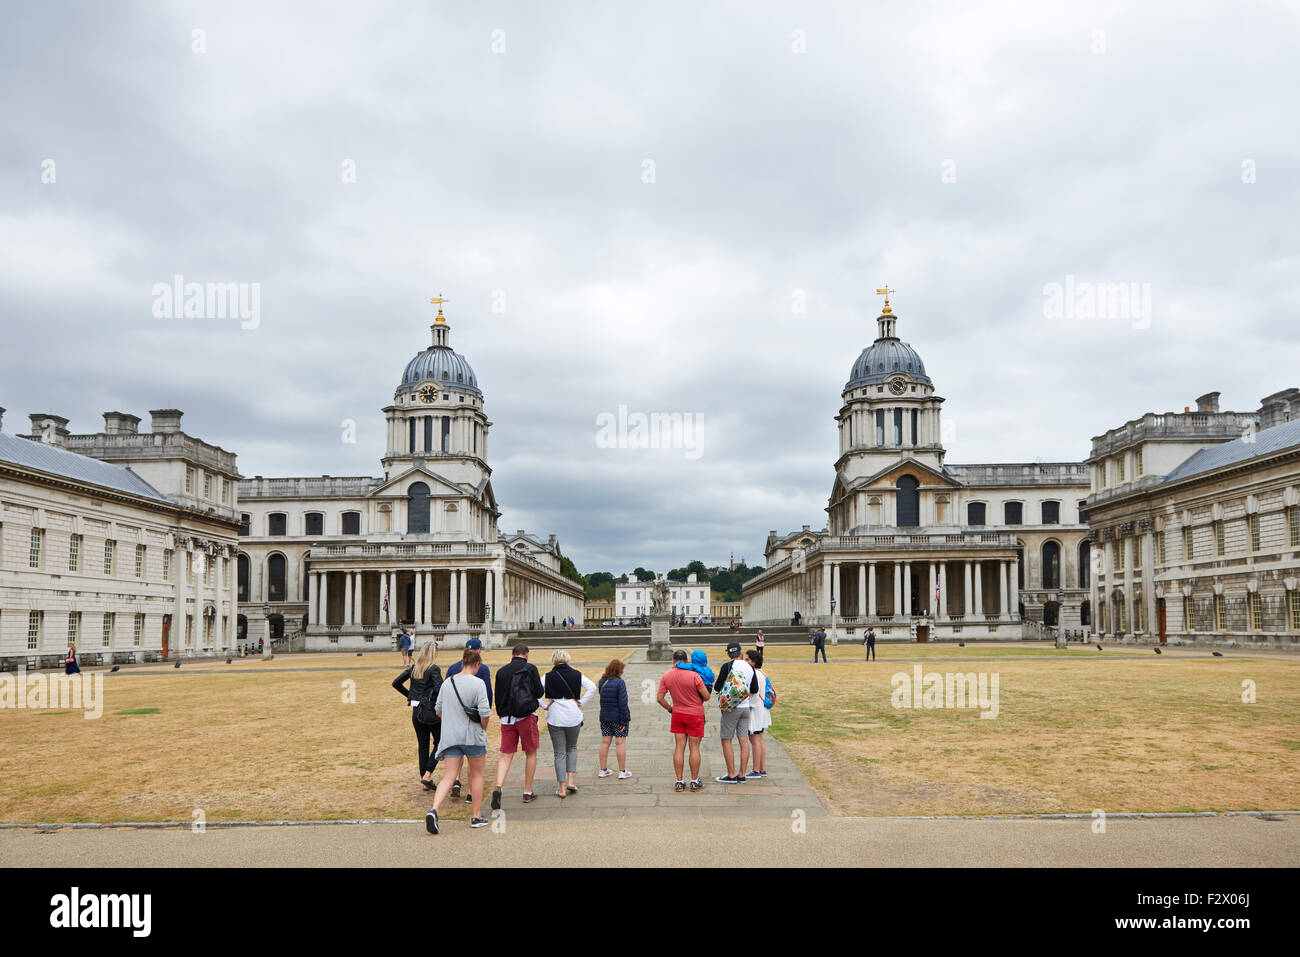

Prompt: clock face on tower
[
  {"left": 888, "top": 377, "right": 908, "bottom": 396},
  {"left": 419, "top": 385, "right": 435, "bottom": 403}
]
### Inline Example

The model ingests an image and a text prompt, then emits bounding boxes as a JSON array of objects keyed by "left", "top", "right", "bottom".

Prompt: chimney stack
[
  {"left": 1259, "top": 388, "right": 1300, "bottom": 430},
  {"left": 1195, "top": 392, "right": 1221, "bottom": 413},
  {"left": 28, "top": 413, "right": 70, "bottom": 446},
  {"left": 149, "top": 409, "right": 184, "bottom": 434},
  {"left": 103, "top": 411, "right": 142, "bottom": 435}
]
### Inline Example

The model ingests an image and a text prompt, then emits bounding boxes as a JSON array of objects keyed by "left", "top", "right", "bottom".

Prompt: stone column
[
  {"left": 1009, "top": 558, "right": 1019, "bottom": 618},
  {"left": 319, "top": 572, "right": 329, "bottom": 627},
  {"left": 414, "top": 571, "right": 424, "bottom": 627},
  {"left": 449, "top": 569, "right": 459, "bottom": 625},
  {"left": 1087, "top": 542, "right": 1098, "bottom": 634},
  {"left": 821, "top": 563, "right": 831, "bottom": 617},
  {"left": 939, "top": 561, "right": 948, "bottom": 618},
  {"left": 857, "top": 563, "right": 867, "bottom": 617},
  {"left": 974, "top": 562, "right": 984, "bottom": 616},
  {"left": 308, "top": 571, "right": 318, "bottom": 626},
  {"left": 963, "top": 561, "right": 972, "bottom": 616},
  {"left": 868, "top": 562, "right": 877, "bottom": 617},
  {"left": 343, "top": 571, "right": 353, "bottom": 625},
  {"left": 215, "top": 551, "right": 225, "bottom": 648},
  {"left": 928, "top": 562, "right": 936, "bottom": 616},
  {"left": 354, "top": 571, "right": 363, "bottom": 624},
  {"left": 1123, "top": 538, "right": 1136, "bottom": 633},
  {"left": 388, "top": 571, "right": 397, "bottom": 624},
  {"left": 892, "top": 562, "right": 901, "bottom": 618},
  {"left": 902, "top": 561, "right": 912, "bottom": 617},
  {"left": 999, "top": 561, "right": 1009, "bottom": 618}
]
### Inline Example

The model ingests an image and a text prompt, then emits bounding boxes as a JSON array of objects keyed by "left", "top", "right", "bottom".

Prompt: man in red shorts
[
  {"left": 492, "top": 643, "right": 544, "bottom": 808},
  {"left": 657, "top": 648, "right": 712, "bottom": 792}
]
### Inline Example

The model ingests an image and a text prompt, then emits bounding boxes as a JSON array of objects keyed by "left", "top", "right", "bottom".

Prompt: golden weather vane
[
  {"left": 876, "top": 285, "right": 895, "bottom": 314},
  {"left": 430, "top": 294, "right": 448, "bottom": 324}
]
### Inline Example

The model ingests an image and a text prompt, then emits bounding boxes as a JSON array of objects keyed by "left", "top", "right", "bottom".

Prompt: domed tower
[
  {"left": 830, "top": 291, "right": 948, "bottom": 532},
  {"left": 381, "top": 299, "right": 492, "bottom": 493}
]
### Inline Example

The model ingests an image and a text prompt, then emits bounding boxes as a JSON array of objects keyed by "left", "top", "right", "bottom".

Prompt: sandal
[
  {"left": 566, "top": 785, "right": 578, "bottom": 795},
  {"left": 555, "top": 788, "right": 566, "bottom": 799}
]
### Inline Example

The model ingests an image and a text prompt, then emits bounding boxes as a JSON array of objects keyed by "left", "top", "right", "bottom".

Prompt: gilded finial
[
  {"left": 876, "top": 286, "right": 895, "bottom": 315},
  {"left": 430, "top": 295, "right": 448, "bottom": 324}
]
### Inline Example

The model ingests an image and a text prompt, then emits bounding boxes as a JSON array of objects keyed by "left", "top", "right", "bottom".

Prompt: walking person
[
  {"left": 64, "top": 643, "right": 80, "bottom": 676},
  {"left": 425, "top": 648, "right": 492, "bottom": 834},
  {"left": 745, "top": 649, "right": 772, "bottom": 778},
  {"left": 397, "top": 627, "right": 413, "bottom": 666},
  {"left": 543, "top": 650, "right": 596, "bottom": 799},
  {"left": 492, "top": 642, "right": 545, "bottom": 808},
  {"left": 864, "top": 626, "right": 877, "bottom": 661},
  {"left": 713, "top": 641, "right": 759, "bottom": 783},
  {"left": 393, "top": 641, "right": 442, "bottom": 790},
  {"left": 813, "top": 626, "right": 828, "bottom": 663},
  {"left": 597, "top": 659, "right": 632, "bottom": 779},
  {"left": 657, "top": 649, "right": 711, "bottom": 792},
  {"left": 755, "top": 629, "right": 765, "bottom": 654},
  {"left": 444, "top": 636, "right": 493, "bottom": 800}
]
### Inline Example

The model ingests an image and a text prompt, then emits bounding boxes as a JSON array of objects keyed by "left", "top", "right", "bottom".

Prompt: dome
[
  {"left": 845, "top": 338, "right": 932, "bottom": 390},
  {"left": 398, "top": 345, "right": 482, "bottom": 396}
]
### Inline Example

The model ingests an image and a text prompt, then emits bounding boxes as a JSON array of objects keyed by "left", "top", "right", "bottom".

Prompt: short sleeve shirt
[{"left": 659, "top": 667, "right": 706, "bottom": 717}]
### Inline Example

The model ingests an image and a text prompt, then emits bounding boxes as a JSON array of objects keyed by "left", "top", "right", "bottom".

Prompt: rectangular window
[
  {"left": 203, "top": 472, "right": 212, "bottom": 499},
  {"left": 67, "top": 611, "right": 80, "bottom": 646},
  {"left": 69, "top": 533, "right": 81, "bottom": 571},
  {"left": 1116, "top": 456, "right": 1125, "bottom": 483},
  {"left": 268, "top": 514, "right": 287, "bottom": 536},
  {"left": 222, "top": 478, "right": 230, "bottom": 504},
  {"left": 135, "top": 543, "right": 145, "bottom": 578},
  {"left": 185, "top": 467, "right": 195, "bottom": 493},
  {"left": 29, "top": 527, "right": 43, "bottom": 568},
  {"left": 133, "top": 613, "right": 144, "bottom": 647},
  {"left": 1215, "top": 594, "right": 1225, "bottom": 631},
  {"left": 1249, "top": 593, "right": 1262, "bottom": 631},
  {"left": 185, "top": 553, "right": 193, "bottom": 584},
  {"left": 892, "top": 408, "right": 902, "bottom": 445},
  {"left": 1214, "top": 521, "right": 1225, "bottom": 557},
  {"left": 910, "top": 409, "right": 918, "bottom": 445},
  {"left": 1184, "top": 598, "right": 1195, "bottom": 632},
  {"left": 28, "top": 610, "right": 42, "bottom": 649},
  {"left": 1291, "top": 591, "right": 1300, "bottom": 631},
  {"left": 1157, "top": 530, "right": 1166, "bottom": 565},
  {"left": 441, "top": 416, "right": 451, "bottom": 453},
  {"left": 875, "top": 410, "right": 884, "bottom": 445},
  {"left": 1135, "top": 448, "right": 1143, "bottom": 476},
  {"left": 305, "top": 513, "right": 324, "bottom": 536},
  {"left": 1184, "top": 526, "right": 1194, "bottom": 560},
  {"left": 341, "top": 512, "right": 361, "bottom": 535},
  {"left": 102, "top": 612, "right": 114, "bottom": 647},
  {"left": 163, "top": 549, "right": 172, "bottom": 582},
  {"left": 1004, "top": 502, "right": 1023, "bottom": 525},
  {"left": 424, "top": 415, "right": 434, "bottom": 452},
  {"left": 1042, "top": 502, "right": 1060, "bottom": 524},
  {"left": 239, "top": 514, "right": 250, "bottom": 537},
  {"left": 103, "top": 539, "right": 115, "bottom": 575},
  {"left": 1248, "top": 514, "right": 1260, "bottom": 552},
  {"left": 409, "top": 418, "right": 416, "bottom": 453},
  {"left": 1114, "top": 540, "right": 1125, "bottom": 571},
  {"left": 185, "top": 615, "right": 193, "bottom": 646},
  {"left": 1291, "top": 507, "right": 1300, "bottom": 548},
  {"left": 967, "top": 503, "right": 986, "bottom": 526}
]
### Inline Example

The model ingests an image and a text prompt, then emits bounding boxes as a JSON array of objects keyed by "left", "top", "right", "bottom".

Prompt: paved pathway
[{"left": 488, "top": 652, "right": 827, "bottom": 821}]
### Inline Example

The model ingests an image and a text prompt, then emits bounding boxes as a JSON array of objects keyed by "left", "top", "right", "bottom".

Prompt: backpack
[
  {"left": 412, "top": 665, "right": 442, "bottom": 725},
  {"left": 763, "top": 674, "right": 776, "bottom": 710},
  {"left": 506, "top": 666, "right": 539, "bottom": 719},
  {"left": 717, "top": 663, "right": 751, "bottom": 713}
]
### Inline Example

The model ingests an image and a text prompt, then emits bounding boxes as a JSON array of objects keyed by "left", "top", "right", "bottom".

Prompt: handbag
[{"left": 449, "top": 674, "right": 481, "bottom": 723}]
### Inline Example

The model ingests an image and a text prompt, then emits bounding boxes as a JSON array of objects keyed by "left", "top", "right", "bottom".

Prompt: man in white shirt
[{"left": 713, "top": 641, "right": 758, "bottom": 783}]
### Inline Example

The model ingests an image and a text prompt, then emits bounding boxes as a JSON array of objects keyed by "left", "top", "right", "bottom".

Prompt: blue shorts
[
  {"left": 600, "top": 721, "right": 628, "bottom": 738},
  {"left": 441, "top": 744, "right": 486, "bottom": 759}
]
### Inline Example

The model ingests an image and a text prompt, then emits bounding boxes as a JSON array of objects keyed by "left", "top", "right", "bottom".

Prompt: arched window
[
  {"left": 341, "top": 511, "right": 361, "bottom": 535},
  {"left": 1042, "top": 541, "right": 1060, "bottom": 589},
  {"left": 967, "top": 502, "right": 986, "bottom": 526},
  {"left": 267, "top": 554, "right": 286, "bottom": 602},
  {"left": 237, "top": 553, "right": 249, "bottom": 602},
  {"left": 896, "top": 474, "right": 920, "bottom": 527},
  {"left": 1078, "top": 541, "right": 1091, "bottom": 588},
  {"left": 407, "top": 482, "right": 431, "bottom": 534}
]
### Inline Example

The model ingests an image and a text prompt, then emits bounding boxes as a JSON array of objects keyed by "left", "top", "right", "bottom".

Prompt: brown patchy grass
[
  {"left": 0, "top": 649, "right": 631, "bottom": 824},
  {"left": 763, "top": 646, "right": 1300, "bottom": 816}
]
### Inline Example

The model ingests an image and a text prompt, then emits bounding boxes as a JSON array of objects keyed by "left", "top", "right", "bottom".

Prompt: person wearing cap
[
  {"left": 657, "top": 649, "right": 711, "bottom": 792},
  {"left": 713, "top": 640, "right": 759, "bottom": 784},
  {"left": 443, "top": 637, "right": 493, "bottom": 800}
]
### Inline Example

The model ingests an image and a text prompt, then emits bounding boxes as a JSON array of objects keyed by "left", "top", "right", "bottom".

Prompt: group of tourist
[{"left": 394, "top": 638, "right": 776, "bottom": 833}]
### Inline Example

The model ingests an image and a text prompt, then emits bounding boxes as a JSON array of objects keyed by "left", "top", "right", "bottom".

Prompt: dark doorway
[{"left": 1158, "top": 598, "right": 1167, "bottom": 643}]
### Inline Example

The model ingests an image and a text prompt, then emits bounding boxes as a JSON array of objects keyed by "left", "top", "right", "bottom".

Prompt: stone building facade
[
  {"left": 1085, "top": 389, "right": 1300, "bottom": 647},
  {"left": 236, "top": 305, "right": 583, "bottom": 650},
  {"left": 743, "top": 296, "right": 1090, "bottom": 641},
  {"left": 0, "top": 408, "right": 241, "bottom": 666}
]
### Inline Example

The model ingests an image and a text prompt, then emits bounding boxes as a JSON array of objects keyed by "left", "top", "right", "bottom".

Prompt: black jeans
[{"left": 412, "top": 712, "right": 441, "bottom": 777}]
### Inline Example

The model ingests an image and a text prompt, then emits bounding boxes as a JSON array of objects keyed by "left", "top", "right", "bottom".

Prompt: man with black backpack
[{"left": 491, "top": 643, "right": 545, "bottom": 809}]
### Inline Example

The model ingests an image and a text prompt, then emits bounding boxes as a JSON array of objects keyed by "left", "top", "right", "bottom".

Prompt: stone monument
[{"left": 646, "top": 575, "right": 674, "bottom": 661}]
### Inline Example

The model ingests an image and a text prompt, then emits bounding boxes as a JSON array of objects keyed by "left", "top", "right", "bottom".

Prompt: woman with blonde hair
[
  {"left": 543, "top": 649, "right": 596, "bottom": 798},
  {"left": 393, "top": 641, "right": 443, "bottom": 790}
]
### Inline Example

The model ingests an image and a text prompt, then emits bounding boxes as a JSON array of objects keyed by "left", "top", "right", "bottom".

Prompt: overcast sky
[{"left": 3, "top": 1, "right": 1297, "bottom": 576}]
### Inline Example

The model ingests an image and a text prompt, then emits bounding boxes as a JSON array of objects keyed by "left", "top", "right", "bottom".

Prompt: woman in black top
[{"left": 393, "top": 641, "right": 442, "bottom": 790}]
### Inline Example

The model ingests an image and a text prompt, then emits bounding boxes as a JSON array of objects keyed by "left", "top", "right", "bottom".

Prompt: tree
[
  {"left": 633, "top": 567, "right": 655, "bottom": 582},
  {"left": 559, "top": 556, "right": 584, "bottom": 586}
]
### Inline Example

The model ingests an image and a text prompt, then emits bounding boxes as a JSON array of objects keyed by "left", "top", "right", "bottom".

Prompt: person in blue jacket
[
  {"left": 597, "top": 659, "right": 632, "bottom": 779},
  {"left": 684, "top": 649, "right": 715, "bottom": 690}
]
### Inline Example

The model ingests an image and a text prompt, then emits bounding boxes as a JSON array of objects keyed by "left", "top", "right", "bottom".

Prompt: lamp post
[
  {"left": 830, "top": 597, "right": 838, "bottom": 645},
  {"left": 1056, "top": 587, "right": 1066, "bottom": 648},
  {"left": 261, "top": 603, "right": 274, "bottom": 660},
  {"left": 483, "top": 601, "right": 492, "bottom": 648}
]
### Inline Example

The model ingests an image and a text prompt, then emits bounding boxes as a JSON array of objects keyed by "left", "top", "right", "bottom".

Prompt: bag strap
[{"left": 450, "top": 674, "right": 474, "bottom": 716}]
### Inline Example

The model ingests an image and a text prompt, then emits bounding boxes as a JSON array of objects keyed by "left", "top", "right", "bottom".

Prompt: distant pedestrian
[
  {"left": 597, "top": 659, "right": 631, "bottom": 779},
  {"left": 755, "top": 629, "right": 765, "bottom": 653},
  {"left": 745, "top": 649, "right": 772, "bottom": 778},
  {"left": 425, "top": 648, "right": 492, "bottom": 834},
  {"left": 492, "top": 642, "right": 544, "bottom": 808},
  {"left": 813, "top": 626, "right": 828, "bottom": 663},
  {"left": 543, "top": 650, "right": 596, "bottom": 799},
  {"left": 713, "top": 641, "right": 759, "bottom": 783},
  {"left": 64, "top": 644, "right": 80, "bottom": 676},
  {"left": 393, "top": 641, "right": 443, "bottom": 790},
  {"left": 397, "top": 627, "right": 413, "bottom": 666},
  {"left": 657, "top": 649, "right": 710, "bottom": 792},
  {"left": 864, "top": 626, "right": 877, "bottom": 661}
]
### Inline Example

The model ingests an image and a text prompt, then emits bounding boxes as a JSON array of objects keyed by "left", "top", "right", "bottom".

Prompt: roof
[
  {"left": 1160, "top": 418, "right": 1300, "bottom": 484},
  {"left": 846, "top": 337, "right": 932, "bottom": 390},
  {"left": 0, "top": 433, "right": 172, "bottom": 504},
  {"left": 398, "top": 346, "right": 482, "bottom": 396}
]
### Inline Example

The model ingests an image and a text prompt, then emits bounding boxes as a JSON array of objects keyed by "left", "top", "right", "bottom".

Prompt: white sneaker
[
  {"left": 598, "top": 768, "right": 614, "bottom": 778},
  {"left": 618, "top": 770, "right": 632, "bottom": 779}
]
